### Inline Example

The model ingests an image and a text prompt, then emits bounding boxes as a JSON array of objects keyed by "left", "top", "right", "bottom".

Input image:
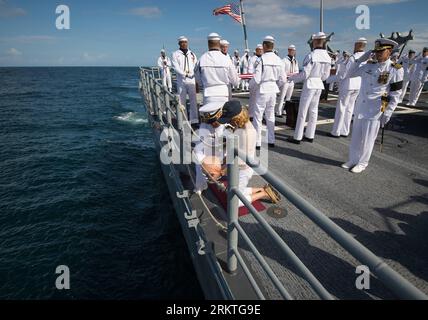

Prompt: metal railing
[{"left": 139, "top": 67, "right": 428, "bottom": 300}]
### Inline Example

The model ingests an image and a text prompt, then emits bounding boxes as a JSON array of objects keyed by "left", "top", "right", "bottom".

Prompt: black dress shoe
[
  {"left": 340, "top": 135, "right": 348, "bottom": 138},
  {"left": 303, "top": 137, "right": 314, "bottom": 143},
  {"left": 287, "top": 137, "right": 301, "bottom": 144},
  {"left": 268, "top": 143, "right": 275, "bottom": 148},
  {"left": 256, "top": 146, "right": 261, "bottom": 150},
  {"left": 276, "top": 114, "right": 283, "bottom": 118},
  {"left": 328, "top": 133, "right": 340, "bottom": 138}
]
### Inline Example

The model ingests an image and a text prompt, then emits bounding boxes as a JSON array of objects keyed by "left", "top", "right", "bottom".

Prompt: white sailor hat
[
  {"left": 288, "top": 44, "right": 296, "bottom": 50},
  {"left": 177, "top": 36, "right": 188, "bottom": 42},
  {"left": 160, "top": 49, "right": 165, "bottom": 53},
  {"left": 263, "top": 35, "right": 275, "bottom": 43},
  {"left": 234, "top": 49, "right": 239, "bottom": 54},
  {"left": 374, "top": 38, "right": 398, "bottom": 51},
  {"left": 312, "top": 32, "right": 326, "bottom": 40},
  {"left": 256, "top": 44, "right": 263, "bottom": 49},
  {"left": 199, "top": 101, "right": 223, "bottom": 114},
  {"left": 356, "top": 37, "right": 368, "bottom": 43},
  {"left": 207, "top": 32, "right": 221, "bottom": 41},
  {"left": 220, "top": 39, "right": 230, "bottom": 46},
  {"left": 244, "top": 48, "right": 250, "bottom": 53}
]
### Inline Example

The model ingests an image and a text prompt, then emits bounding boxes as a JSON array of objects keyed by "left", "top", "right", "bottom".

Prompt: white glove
[
  {"left": 380, "top": 114, "right": 391, "bottom": 128},
  {"left": 357, "top": 50, "right": 373, "bottom": 63}
]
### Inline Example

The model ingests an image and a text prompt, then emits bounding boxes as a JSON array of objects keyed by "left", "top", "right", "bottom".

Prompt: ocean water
[{"left": 0, "top": 67, "right": 203, "bottom": 299}]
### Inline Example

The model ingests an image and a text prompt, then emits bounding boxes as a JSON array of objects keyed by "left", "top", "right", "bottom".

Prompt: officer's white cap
[
  {"left": 356, "top": 37, "right": 368, "bottom": 43},
  {"left": 312, "top": 32, "right": 326, "bottom": 40},
  {"left": 288, "top": 45, "right": 296, "bottom": 50},
  {"left": 263, "top": 35, "right": 275, "bottom": 43},
  {"left": 374, "top": 38, "right": 398, "bottom": 51},
  {"left": 178, "top": 36, "right": 188, "bottom": 42},
  {"left": 220, "top": 39, "right": 230, "bottom": 46},
  {"left": 256, "top": 44, "right": 263, "bottom": 49},
  {"left": 207, "top": 33, "right": 221, "bottom": 41},
  {"left": 199, "top": 101, "right": 223, "bottom": 114}
]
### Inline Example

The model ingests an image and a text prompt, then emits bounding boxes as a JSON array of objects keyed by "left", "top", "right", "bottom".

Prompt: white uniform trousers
[
  {"left": 238, "top": 168, "right": 253, "bottom": 207},
  {"left": 293, "top": 88, "right": 322, "bottom": 141},
  {"left": 253, "top": 92, "right": 276, "bottom": 146},
  {"left": 408, "top": 79, "right": 424, "bottom": 106},
  {"left": 276, "top": 82, "right": 294, "bottom": 116},
  {"left": 162, "top": 72, "right": 172, "bottom": 91},
  {"left": 348, "top": 118, "right": 380, "bottom": 169},
  {"left": 331, "top": 89, "right": 359, "bottom": 137},
  {"left": 248, "top": 84, "right": 258, "bottom": 118},
  {"left": 399, "top": 79, "right": 410, "bottom": 102},
  {"left": 177, "top": 79, "right": 198, "bottom": 124}
]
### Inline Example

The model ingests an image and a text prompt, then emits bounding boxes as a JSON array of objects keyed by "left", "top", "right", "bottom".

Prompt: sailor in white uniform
[
  {"left": 252, "top": 36, "right": 287, "bottom": 148},
  {"left": 276, "top": 44, "right": 299, "bottom": 117},
  {"left": 232, "top": 50, "right": 241, "bottom": 90},
  {"left": 329, "top": 37, "right": 367, "bottom": 138},
  {"left": 287, "top": 32, "right": 331, "bottom": 144},
  {"left": 172, "top": 36, "right": 199, "bottom": 124},
  {"left": 157, "top": 49, "right": 172, "bottom": 92},
  {"left": 194, "top": 33, "right": 239, "bottom": 105},
  {"left": 241, "top": 49, "right": 251, "bottom": 91},
  {"left": 342, "top": 38, "right": 404, "bottom": 173},
  {"left": 248, "top": 44, "right": 263, "bottom": 119},
  {"left": 398, "top": 50, "right": 416, "bottom": 103},
  {"left": 407, "top": 47, "right": 428, "bottom": 107},
  {"left": 220, "top": 39, "right": 233, "bottom": 100}
]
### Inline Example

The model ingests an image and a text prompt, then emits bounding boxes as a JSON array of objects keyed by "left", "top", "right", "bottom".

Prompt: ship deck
[{"left": 187, "top": 89, "right": 428, "bottom": 299}]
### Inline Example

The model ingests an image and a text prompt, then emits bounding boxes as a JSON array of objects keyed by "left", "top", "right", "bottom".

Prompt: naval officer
[
  {"left": 287, "top": 32, "right": 331, "bottom": 144},
  {"left": 252, "top": 36, "right": 287, "bottom": 148},
  {"left": 329, "top": 37, "right": 367, "bottom": 138},
  {"left": 407, "top": 47, "right": 428, "bottom": 107},
  {"left": 157, "top": 49, "right": 172, "bottom": 92},
  {"left": 172, "top": 36, "right": 199, "bottom": 124},
  {"left": 342, "top": 38, "right": 404, "bottom": 173},
  {"left": 248, "top": 44, "right": 263, "bottom": 119},
  {"left": 194, "top": 33, "right": 239, "bottom": 105},
  {"left": 276, "top": 44, "right": 299, "bottom": 117}
]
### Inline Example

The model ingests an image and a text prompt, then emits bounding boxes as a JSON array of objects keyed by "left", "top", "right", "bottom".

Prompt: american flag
[{"left": 213, "top": 3, "right": 242, "bottom": 24}]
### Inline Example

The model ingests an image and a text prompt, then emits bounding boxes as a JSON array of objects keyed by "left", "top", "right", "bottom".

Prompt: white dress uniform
[
  {"left": 288, "top": 39, "right": 331, "bottom": 141},
  {"left": 252, "top": 36, "right": 287, "bottom": 147},
  {"left": 194, "top": 45, "right": 239, "bottom": 105},
  {"left": 157, "top": 53, "right": 172, "bottom": 92},
  {"left": 232, "top": 53, "right": 241, "bottom": 90},
  {"left": 172, "top": 38, "right": 199, "bottom": 124},
  {"left": 330, "top": 50, "right": 366, "bottom": 137},
  {"left": 344, "top": 40, "right": 404, "bottom": 173},
  {"left": 408, "top": 55, "right": 428, "bottom": 106},
  {"left": 248, "top": 46, "right": 263, "bottom": 119},
  {"left": 276, "top": 48, "right": 299, "bottom": 116},
  {"left": 240, "top": 51, "right": 251, "bottom": 91},
  {"left": 398, "top": 53, "right": 417, "bottom": 102}
]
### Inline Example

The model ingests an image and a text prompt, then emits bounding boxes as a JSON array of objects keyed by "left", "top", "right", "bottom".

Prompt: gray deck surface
[{"left": 197, "top": 89, "right": 428, "bottom": 300}]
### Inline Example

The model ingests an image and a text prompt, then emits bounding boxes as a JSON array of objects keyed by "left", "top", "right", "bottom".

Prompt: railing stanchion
[{"left": 226, "top": 135, "right": 239, "bottom": 273}]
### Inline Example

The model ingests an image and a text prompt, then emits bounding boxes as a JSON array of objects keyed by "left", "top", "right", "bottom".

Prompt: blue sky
[{"left": 0, "top": 0, "right": 427, "bottom": 66}]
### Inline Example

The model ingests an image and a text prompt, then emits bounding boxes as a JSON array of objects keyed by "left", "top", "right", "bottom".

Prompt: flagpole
[
  {"left": 239, "top": 0, "right": 249, "bottom": 51},
  {"left": 320, "top": 0, "right": 324, "bottom": 32}
]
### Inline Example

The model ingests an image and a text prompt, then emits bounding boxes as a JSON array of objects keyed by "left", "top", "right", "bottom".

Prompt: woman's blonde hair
[{"left": 229, "top": 106, "right": 250, "bottom": 129}]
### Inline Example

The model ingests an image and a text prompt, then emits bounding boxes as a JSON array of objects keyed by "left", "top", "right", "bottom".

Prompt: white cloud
[
  {"left": 0, "top": 0, "right": 26, "bottom": 18},
  {"left": 82, "top": 52, "right": 107, "bottom": 62},
  {"left": 128, "top": 6, "right": 162, "bottom": 18},
  {"left": 6, "top": 48, "right": 22, "bottom": 56},
  {"left": 245, "top": 0, "right": 312, "bottom": 29}
]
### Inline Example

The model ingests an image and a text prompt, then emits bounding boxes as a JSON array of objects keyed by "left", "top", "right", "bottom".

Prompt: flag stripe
[{"left": 213, "top": 3, "right": 241, "bottom": 23}]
